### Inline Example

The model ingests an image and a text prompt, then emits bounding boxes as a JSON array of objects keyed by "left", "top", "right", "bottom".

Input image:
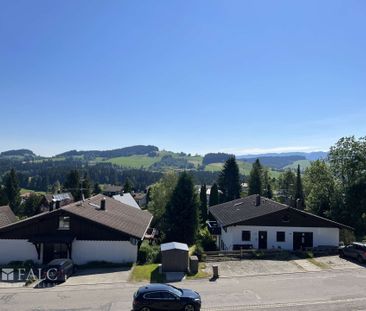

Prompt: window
[
  {"left": 144, "top": 292, "right": 161, "bottom": 299},
  {"left": 58, "top": 216, "right": 70, "bottom": 230},
  {"left": 277, "top": 231, "right": 285, "bottom": 242},
  {"left": 242, "top": 231, "right": 251, "bottom": 241},
  {"left": 161, "top": 292, "right": 175, "bottom": 300}
]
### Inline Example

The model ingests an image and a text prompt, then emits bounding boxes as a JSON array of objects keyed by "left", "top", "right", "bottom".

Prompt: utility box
[
  {"left": 161, "top": 242, "right": 189, "bottom": 273},
  {"left": 189, "top": 256, "right": 199, "bottom": 274}
]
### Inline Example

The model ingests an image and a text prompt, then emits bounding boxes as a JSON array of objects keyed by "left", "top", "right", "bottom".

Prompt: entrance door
[
  {"left": 258, "top": 231, "right": 267, "bottom": 249},
  {"left": 293, "top": 232, "right": 313, "bottom": 250},
  {"left": 43, "top": 244, "right": 54, "bottom": 264},
  {"left": 42, "top": 243, "right": 69, "bottom": 264}
]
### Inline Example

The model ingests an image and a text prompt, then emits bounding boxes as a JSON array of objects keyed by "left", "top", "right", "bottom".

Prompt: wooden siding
[
  {"left": 0, "top": 210, "right": 130, "bottom": 241},
  {"left": 232, "top": 208, "right": 344, "bottom": 229}
]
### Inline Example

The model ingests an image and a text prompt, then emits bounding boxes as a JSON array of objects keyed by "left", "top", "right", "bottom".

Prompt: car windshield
[{"left": 169, "top": 285, "right": 183, "bottom": 297}]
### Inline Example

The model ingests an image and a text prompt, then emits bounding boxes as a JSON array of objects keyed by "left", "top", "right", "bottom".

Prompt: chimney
[
  {"left": 55, "top": 200, "right": 61, "bottom": 209},
  {"left": 255, "top": 194, "right": 261, "bottom": 206},
  {"left": 101, "top": 198, "right": 106, "bottom": 211}
]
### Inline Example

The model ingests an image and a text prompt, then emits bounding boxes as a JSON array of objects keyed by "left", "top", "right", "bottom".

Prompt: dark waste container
[{"left": 189, "top": 256, "right": 199, "bottom": 274}]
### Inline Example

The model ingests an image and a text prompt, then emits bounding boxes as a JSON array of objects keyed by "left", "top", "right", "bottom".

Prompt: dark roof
[
  {"left": 0, "top": 195, "right": 153, "bottom": 240},
  {"left": 209, "top": 195, "right": 288, "bottom": 227},
  {"left": 103, "top": 184, "right": 123, "bottom": 193},
  {"left": 0, "top": 206, "right": 17, "bottom": 228},
  {"left": 61, "top": 195, "right": 153, "bottom": 239},
  {"left": 209, "top": 195, "right": 352, "bottom": 230}
]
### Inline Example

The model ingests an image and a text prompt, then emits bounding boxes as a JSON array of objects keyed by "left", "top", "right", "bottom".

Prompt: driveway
[
  {"left": 204, "top": 255, "right": 362, "bottom": 277},
  {"left": 59, "top": 266, "right": 132, "bottom": 286}
]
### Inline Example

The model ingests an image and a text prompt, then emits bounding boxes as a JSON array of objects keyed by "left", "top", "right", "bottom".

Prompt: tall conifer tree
[
  {"left": 164, "top": 172, "right": 199, "bottom": 245},
  {"left": 209, "top": 183, "right": 219, "bottom": 207},
  {"left": 248, "top": 159, "right": 263, "bottom": 195},
  {"left": 199, "top": 184, "right": 208, "bottom": 223},
  {"left": 218, "top": 157, "right": 241, "bottom": 202}
]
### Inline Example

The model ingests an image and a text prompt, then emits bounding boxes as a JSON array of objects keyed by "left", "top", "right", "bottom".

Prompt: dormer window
[{"left": 58, "top": 216, "right": 70, "bottom": 230}]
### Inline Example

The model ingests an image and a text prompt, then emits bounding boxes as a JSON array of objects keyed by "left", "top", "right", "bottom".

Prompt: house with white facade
[
  {"left": 208, "top": 195, "right": 352, "bottom": 251},
  {"left": 0, "top": 195, "right": 153, "bottom": 265}
]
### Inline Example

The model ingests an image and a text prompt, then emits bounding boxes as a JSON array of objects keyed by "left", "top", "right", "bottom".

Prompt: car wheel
[
  {"left": 358, "top": 255, "right": 364, "bottom": 264},
  {"left": 140, "top": 308, "right": 151, "bottom": 311},
  {"left": 339, "top": 251, "right": 344, "bottom": 258},
  {"left": 184, "top": 304, "right": 195, "bottom": 311}
]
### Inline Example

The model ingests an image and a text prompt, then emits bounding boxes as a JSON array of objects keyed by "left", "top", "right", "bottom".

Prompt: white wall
[
  {"left": 72, "top": 240, "right": 137, "bottom": 265},
  {"left": 0, "top": 239, "right": 41, "bottom": 264},
  {"left": 220, "top": 225, "right": 339, "bottom": 250}
]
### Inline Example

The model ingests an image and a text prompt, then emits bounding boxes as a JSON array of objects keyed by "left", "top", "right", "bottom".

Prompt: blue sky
[{"left": 1, "top": 0, "right": 365, "bottom": 156}]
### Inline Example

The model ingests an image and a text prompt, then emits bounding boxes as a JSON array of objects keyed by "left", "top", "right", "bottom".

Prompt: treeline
[
  {"left": 0, "top": 159, "right": 162, "bottom": 192},
  {"left": 240, "top": 155, "right": 306, "bottom": 170},
  {"left": 202, "top": 153, "right": 234, "bottom": 166},
  {"left": 0, "top": 157, "right": 220, "bottom": 193},
  {"left": 56, "top": 145, "right": 159, "bottom": 159}
]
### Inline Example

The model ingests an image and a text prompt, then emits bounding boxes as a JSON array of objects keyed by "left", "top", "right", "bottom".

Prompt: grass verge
[
  {"left": 130, "top": 264, "right": 165, "bottom": 283},
  {"left": 186, "top": 263, "right": 209, "bottom": 280}
]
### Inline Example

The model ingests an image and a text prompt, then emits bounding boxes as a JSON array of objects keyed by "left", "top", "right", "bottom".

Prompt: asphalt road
[{"left": 1, "top": 268, "right": 366, "bottom": 311}]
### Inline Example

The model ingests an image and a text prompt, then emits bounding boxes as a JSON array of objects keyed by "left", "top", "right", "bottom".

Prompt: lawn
[
  {"left": 130, "top": 264, "right": 165, "bottom": 283},
  {"left": 104, "top": 155, "right": 162, "bottom": 169},
  {"left": 20, "top": 188, "right": 46, "bottom": 195},
  {"left": 205, "top": 161, "right": 281, "bottom": 178},
  {"left": 186, "top": 263, "right": 210, "bottom": 280},
  {"left": 284, "top": 159, "right": 312, "bottom": 171}
]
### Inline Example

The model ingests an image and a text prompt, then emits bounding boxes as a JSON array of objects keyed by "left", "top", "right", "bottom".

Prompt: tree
[
  {"left": 304, "top": 160, "right": 337, "bottom": 218},
  {"left": 0, "top": 185, "right": 8, "bottom": 206},
  {"left": 262, "top": 169, "right": 273, "bottom": 199},
  {"left": 123, "top": 178, "right": 133, "bottom": 193},
  {"left": 329, "top": 136, "right": 366, "bottom": 190},
  {"left": 64, "top": 170, "right": 81, "bottom": 201},
  {"left": 3, "top": 168, "right": 21, "bottom": 213},
  {"left": 209, "top": 183, "right": 219, "bottom": 207},
  {"left": 147, "top": 172, "right": 178, "bottom": 229},
  {"left": 294, "top": 165, "right": 305, "bottom": 208},
  {"left": 199, "top": 184, "right": 208, "bottom": 223},
  {"left": 93, "top": 183, "right": 102, "bottom": 194},
  {"left": 277, "top": 169, "right": 296, "bottom": 205},
  {"left": 20, "top": 193, "right": 43, "bottom": 217},
  {"left": 82, "top": 173, "right": 91, "bottom": 199},
  {"left": 218, "top": 157, "right": 241, "bottom": 202},
  {"left": 164, "top": 172, "right": 199, "bottom": 245},
  {"left": 248, "top": 159, "right": 262, "bottom": 195},
  {"left": 51, "top": 181, "right": 61, "bottom": 194},
  {"left": 328, "top": 136, "right": 366, "bottom": 235}
]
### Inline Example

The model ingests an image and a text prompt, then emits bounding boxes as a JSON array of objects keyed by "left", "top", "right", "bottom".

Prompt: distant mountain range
[{"left": 238, "top": 151, "right": 328, "bottom": 161}]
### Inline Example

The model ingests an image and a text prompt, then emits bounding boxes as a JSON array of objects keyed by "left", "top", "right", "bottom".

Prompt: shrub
[
  {"left": 138, "top": 242, "right": 161, "bottom": 264},
  {"left": 197, "top": 227, "right": 217, "bottom": 251}
]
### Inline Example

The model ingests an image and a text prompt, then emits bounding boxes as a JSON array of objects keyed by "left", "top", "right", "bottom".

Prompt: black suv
[
  {"left": 132, "top": 283, "right": 201, "bottom": 311},
  {"left": 42, "top": 258, "right": 75, "bottom": 282}
]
